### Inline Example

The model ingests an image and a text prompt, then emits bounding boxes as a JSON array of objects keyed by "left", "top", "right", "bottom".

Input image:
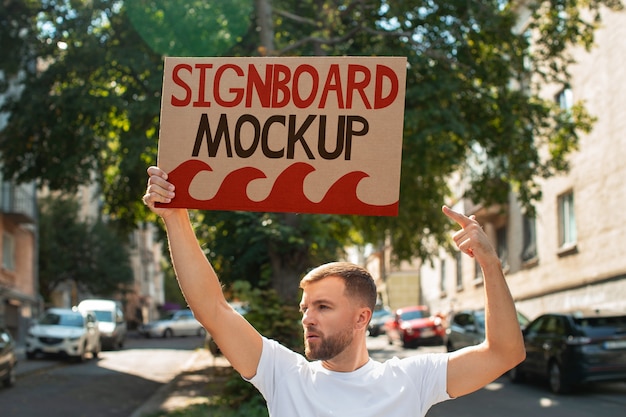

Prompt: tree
[
  {"left": 2, "top": 0, "right": 622, "bottom": 300},
  {"left": 38, "top": 195, "right": 133, "bottom": 303}
]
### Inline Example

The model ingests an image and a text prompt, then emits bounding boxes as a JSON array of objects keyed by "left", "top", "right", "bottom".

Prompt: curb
[{"left": 128, "top": 349, "right": 203, "bottom": 417}]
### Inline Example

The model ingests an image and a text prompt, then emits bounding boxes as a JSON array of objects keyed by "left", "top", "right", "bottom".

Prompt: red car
[{"left": 385, "top": 306, "right": 445, "bottom": 348}]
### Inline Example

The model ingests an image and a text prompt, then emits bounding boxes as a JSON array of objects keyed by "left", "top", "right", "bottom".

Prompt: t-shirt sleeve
[
  {"left": 244, "top": 336, "right": 303, "bottom": 401},
  {"left": 407, "top": 353, "right": 451, "bottom": 414}
]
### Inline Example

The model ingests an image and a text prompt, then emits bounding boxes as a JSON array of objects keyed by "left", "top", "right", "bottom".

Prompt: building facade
[
  {"left": 420, "top": 7, "right": 626, "bottom": 321},
  {"left": 0, "top": 177, "right": 39, "bottom": 346},
  {"left": 0, "top": 70, "right": 40, "bottom": 346}
]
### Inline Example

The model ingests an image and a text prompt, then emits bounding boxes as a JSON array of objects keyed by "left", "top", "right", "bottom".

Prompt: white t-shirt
[{"left": 247, "top": 337, "right": 451, "bottom": 417}]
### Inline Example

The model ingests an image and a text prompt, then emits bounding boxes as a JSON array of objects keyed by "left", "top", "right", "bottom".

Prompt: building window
[
  {"left": 558, "top": 191, "right": 577, "bottom": 249},
  {"left": 556, "top": 86, "right": 573, "bottom": 111},
  {"left": 455, "top": 252, "right": 463, "bottom": 291},
  {"left": 474, "top": 259, "right": 483, "bottom": 285},
  {"left": 2, "top": 232, "right": 16, "bottom": 271},
  {"left": 522, "top": 215, "right": 537, "bottom": 263}
]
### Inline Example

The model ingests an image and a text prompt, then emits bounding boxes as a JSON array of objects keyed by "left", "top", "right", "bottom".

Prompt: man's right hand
[{"left": 143, "top": 166, "right": 178, "bottom": 219}]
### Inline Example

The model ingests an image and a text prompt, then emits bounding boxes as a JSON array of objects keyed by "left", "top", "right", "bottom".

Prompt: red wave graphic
[{"left": 156, "top": 160, "right": 398, "bottom": 216}]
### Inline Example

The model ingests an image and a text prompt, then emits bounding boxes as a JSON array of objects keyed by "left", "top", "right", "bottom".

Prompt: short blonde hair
[{"left": 300, "top": 262, "right": 377, "bottom": 311}]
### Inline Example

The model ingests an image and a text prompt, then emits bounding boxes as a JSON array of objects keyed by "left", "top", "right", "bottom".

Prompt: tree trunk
[{"left": 255, "top": 0, "right": 274, "bottom": 55}]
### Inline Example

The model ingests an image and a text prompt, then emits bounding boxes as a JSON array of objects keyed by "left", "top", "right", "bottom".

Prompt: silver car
[{"left": 139, "top": 309, "right": 206, "bottom": 338}]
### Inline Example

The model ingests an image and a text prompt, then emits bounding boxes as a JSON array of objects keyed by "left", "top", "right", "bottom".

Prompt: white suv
[{"left": 26, "top": 308, "right": 101, "bottom": 362}]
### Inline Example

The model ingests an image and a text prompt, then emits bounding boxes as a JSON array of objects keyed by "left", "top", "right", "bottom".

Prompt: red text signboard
[{"left": 157, "top": 56, "right": 406, "bottom": 216}]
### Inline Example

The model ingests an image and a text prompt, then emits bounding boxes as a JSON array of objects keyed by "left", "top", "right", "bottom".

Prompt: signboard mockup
[{"left": 157, "top": 56, "right": 406, "bottom": 216}]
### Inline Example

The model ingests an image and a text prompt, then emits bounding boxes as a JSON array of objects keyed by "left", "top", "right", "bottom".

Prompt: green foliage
[
  {"left": 193, "top": 210, "right": 353, "bottom": 301},
  {"left": 211, "top": 280, "right": 302, "bottom": 410},
  {"left": 1, "top": 0, "right": 623, "bottom": 297},
  {"left": 38, "top": 195, "right": 133, "bottom": 302},
  {"left": 126, "top": 0, "right": 255, "bottom": 56}
]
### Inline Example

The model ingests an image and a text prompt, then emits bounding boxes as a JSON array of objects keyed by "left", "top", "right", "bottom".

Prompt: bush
[{"left": 218, "top": 281, "right": 303, "bottom": 411}]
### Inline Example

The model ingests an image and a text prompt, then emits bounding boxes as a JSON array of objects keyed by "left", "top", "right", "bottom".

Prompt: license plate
[
  {"left": 421, "top": 329, "right": 435, "bottom": 338},
  {"left": 604, "top": 340, "right": 626, "bottom": 350},
  {"left": 42, "top": 346, "right": 59, "bottom": 353}
]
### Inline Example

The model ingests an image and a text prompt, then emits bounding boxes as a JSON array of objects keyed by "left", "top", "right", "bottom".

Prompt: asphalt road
[
  {"left": 365, "top": 336, "right": 626, "bottom": 417},
  {"left": 0, "top": 332, "right": 205, "bottom": 417},
  {"left": 3, "top": 332, "right": 625, "bottom": 417}
]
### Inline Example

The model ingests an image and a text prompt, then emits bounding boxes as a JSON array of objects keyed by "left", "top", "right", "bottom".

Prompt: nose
[{"left": 302, "top": 310, "right": 315, "bottom": 327}]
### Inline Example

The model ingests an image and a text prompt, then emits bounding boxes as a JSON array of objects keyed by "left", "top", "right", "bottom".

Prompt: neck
[{"left": 321, "top": 337, "right": 369, "bottom": 372}]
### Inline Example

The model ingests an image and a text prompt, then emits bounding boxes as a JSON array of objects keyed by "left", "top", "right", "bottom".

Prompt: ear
[{"left": 354, "top": 307, "right": 372, "bottom": 331}]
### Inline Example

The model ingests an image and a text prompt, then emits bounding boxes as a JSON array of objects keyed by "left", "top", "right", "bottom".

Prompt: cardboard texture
[{"left": 157, "top": 56, "right": 406, "bottom": 216}]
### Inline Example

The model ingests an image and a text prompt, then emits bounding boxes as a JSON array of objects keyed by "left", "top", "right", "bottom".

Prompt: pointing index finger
[{"left": 442, "top": 205, "right": 472, "bottom": 229}]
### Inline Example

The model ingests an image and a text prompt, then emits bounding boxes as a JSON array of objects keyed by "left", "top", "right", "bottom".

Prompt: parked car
[
  {"left": 508, "top": 309, "right": 626, "bottom": 394},
  {"left": 78, "top": 299, "right": 127, "bottom": 350},
  {"left": 446, "top": 308, "right": 530, "bottom": 352},
  {"left": 385, "top": 305, "right": 445, "bottom": 348},
  {"left": 0, "top": 327, "right": 17, "bottom": 388},
  {"left": 368, "top": 306, "right": 393, "bottom": 337},
  {"left": 26, "top": 308, "right": 101, "bottom": 362},
  {"left": 139, "top": 309, "right": 206, "bottom": 338}
]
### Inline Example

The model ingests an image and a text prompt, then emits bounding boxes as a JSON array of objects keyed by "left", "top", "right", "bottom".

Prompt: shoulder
[{"left": 379, "top": 353, "right": 450, "bottom": 377}]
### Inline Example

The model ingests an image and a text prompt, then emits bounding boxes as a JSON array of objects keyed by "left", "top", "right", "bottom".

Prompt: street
[
  {"left": 1, "top": 332, "right": 625, "bottom": 417},
  {"left": 0, "top": 332, "right": 205, "bottom": 417},
  {"left": 365, "top": 336, "right": 626, "bottom": 417}
]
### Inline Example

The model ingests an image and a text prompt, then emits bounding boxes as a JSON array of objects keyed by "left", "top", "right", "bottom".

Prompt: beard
[{"left": 304, "top": 325, "right": 354, "bottom": 360}]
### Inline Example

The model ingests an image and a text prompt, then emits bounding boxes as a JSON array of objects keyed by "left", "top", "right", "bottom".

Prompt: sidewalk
[{"left": 129, "top": 348, "right": 233, "bottom": 417}]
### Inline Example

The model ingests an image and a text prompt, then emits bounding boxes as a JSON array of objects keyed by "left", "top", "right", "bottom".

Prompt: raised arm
[
  {"left": 143, "top": 166, "right": 263, "bottom": 379},
  {"left": 441, "top": 205, "right": 525, "bottom": 398}
]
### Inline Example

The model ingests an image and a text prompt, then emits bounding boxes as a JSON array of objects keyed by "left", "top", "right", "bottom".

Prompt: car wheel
[
  {"left": 163, "top": 328, "right": 174, "bottom": 338},
  {"left": 548, "top": 361, "right": 571, "bottom": 394},
  {"left": 26, "top": 351, "right": 36, "bottom": 360},
  {"left": 2, "top": 365, "right": 16, "bottom": 388},
  {"left": 92, "top": 340, "right": 101, "bottom": 359},
  {"left": 76, "top": 343, "right": 88, "bottom": 363},
  {"left": 508, "top": 365, "right": 525, "bottom": 383},
  {"left": 402, "top": 336, "right": 410, "bottom": 349}
]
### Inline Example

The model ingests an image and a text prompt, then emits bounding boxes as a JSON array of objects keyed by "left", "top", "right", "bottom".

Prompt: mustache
[{"left": 304, "top": 326, "right": 322, "bottom": 336}]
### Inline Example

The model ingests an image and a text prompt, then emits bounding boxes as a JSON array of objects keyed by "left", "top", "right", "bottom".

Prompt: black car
[
  {"left": 368, "top": 306, "right": 393, "bottom": 337},
  {"left": 446, "top": 308, "right": 530, "bottom": 352},
  {"left": 509, "top": 309, "right": 626, "bottom": 394},
  {"left": 0, "top": 327, "right": 17, "bottom": 388}
]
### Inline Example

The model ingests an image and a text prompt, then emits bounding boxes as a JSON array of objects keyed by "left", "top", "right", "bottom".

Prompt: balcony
[{"left": 1, "top": 181, "right": 36, "bottom": 224}]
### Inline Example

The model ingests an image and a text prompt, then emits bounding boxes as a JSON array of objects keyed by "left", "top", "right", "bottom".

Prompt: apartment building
[
  {"left": 0, "top": 69, "right": 40, "bottom": 345},
  {"left": 0, "top": 177, "right": 38, "bottom": 346},
  {"left": 419, "top": 7, "right": 626, "bottom": 320}
]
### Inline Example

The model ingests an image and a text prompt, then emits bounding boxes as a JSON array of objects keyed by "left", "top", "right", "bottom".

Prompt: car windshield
[
  {"left": 474, "top": 311, "right": 486, "bottom": 330},
  {"left": 93, "top": 310, "right": 114, "bottom": 323},
  {"left": 575, "top": 315, "right": 626, "bottom": 337},
  {"left": 401, "top": 310, "right": 429, "bottom": 321},
  {"left": 372, "top": 309, "right": 391, "bottom": 318},
  {"left": 40, "top": 312, "right": 84, "bottom": 327}
]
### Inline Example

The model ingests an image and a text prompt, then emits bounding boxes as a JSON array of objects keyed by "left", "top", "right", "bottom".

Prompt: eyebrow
[{"left": 300, "top": 298, "right": 335, "bottom": 311}]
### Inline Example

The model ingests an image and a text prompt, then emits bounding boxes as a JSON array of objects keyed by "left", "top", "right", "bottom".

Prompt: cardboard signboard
[{"left": 157, "top": 56, "right": 406, "bottom": 216}]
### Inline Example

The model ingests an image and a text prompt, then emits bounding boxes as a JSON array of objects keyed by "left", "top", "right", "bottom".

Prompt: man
[{"left": 143, "top": 165, "right": 525, "bottom": 417}]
